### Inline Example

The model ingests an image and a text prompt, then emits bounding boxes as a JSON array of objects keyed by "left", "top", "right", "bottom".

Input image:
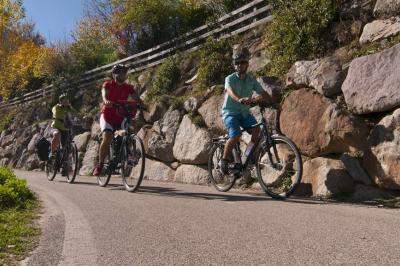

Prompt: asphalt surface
[{"left": 17, "top": 170, "right": 400, "bottom": 266}]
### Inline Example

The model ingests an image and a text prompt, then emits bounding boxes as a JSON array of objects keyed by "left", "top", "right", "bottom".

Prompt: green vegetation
[
  {"left": 196, "top": 38, "right": 232, "bottom": 91},
  {"left": 188, "top": 110, "right": 206, "bottom": 128},
  {"left": 146, "top": 57, "right": 181, "bottom": 103},
  {"left": 0, "top": 167, "right": 39, "bottom": 265},
  {"left": 0, "top": 110, "right": 16, "bottom": 132},
  {"left": 264, "top": 0, "right": 341, "bottom": 76}
]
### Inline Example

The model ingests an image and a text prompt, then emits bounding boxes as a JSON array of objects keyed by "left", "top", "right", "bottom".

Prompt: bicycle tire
[
  {"left": 208, "top": 144, "right": 236, "bottom": 192},
  {"left": 122, "top": 135, "right": 145, "bottom": 192},
  {"left": 45, "top": 151, "right": 59, "bottom": 181},
  {"left": 97, "top": 145, "right": 113, "bottom": 187},
  {"left": 256, "top": 135, "right": 302, "bottom": 199},
  {"left": 65, "top": 143, "right": 79, "bottom": 184}
]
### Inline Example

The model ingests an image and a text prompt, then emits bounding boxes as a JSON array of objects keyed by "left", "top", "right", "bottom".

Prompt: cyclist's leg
[
  {"left": 94, "top": 115, "right": 114, "bottom": 175},
  {"left": 222, "top": 115, "right": 242, "bottom": 159},
  {"left": 49, "top": 129, "right": 61, "bottom": 159},
  {"left": 241, "top": 114, "right": 259, "bottom": 143}
]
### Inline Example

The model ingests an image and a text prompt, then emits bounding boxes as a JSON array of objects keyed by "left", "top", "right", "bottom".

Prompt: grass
[{"left": 0, "top": 201, "right": 40, "bottom": 266}]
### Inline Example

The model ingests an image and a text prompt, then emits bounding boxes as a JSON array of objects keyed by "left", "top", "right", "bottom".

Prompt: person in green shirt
[
  {"left": 220, "top": 47, "right": 271, "bottom": 174},
  {"left": 49, "top": 93, "right": 77, "bottom": 160}
]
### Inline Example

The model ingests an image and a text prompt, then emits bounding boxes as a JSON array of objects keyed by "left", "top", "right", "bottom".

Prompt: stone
[
  {"left": 79, "top": 140, "right": 99, "bottom": 176},
  {"left": 342, "top": 44, "right": 400, "bottom": 114},
  {"left": 143, "top": 103, "right": 168, "bottom": 124},
  {"left": 24, "top": 154, "right": 40, "bottom": 171},
  {"left": 147, "top": 108, "right": 183, "bottom": 163},
  {"left": 198, "top": 95, "right": 225, "bottom": 135},
  {"left": 183, "top": 96, "right": 205, "bottom": 112},
  {"left": 27, "top": 133, "right": 41, "bottom": 154},
  {"left": 298, "top": 157, "right": 354, "bottom": 197},
  {"left": 340, "top": 153, "right": 371, "bottom": 185},
  {"left": 0, "top": 158, "right": 9, "bottom": 166},
  {"left": 374, "top": 0, "right": 400, "bottom": 18},
  {"left": 286, "top": 57, "right": 344, "bottom": 97},
  {"left": 248, "top": 41, "right": 271, "bottom": 73},
  {"left": 143, "top": 159, "right": 175, "bottom": 182},
  {"left": 91, "top": 121, "right": 101, "bottom": 141},
  {"left": 364, "top": 108, "right": 400, "bottom": 190},
  {"left": 257, "top": 76, "right": 281, "bottom": 103},
  {"left": 173, "top": 115, "right": 212, "bottom": 164},
  {"left": 340, "top": 0, "right": 375, "bottom": 20},
  {"left": 73, "top": 132, "right": 91, "bottom": 152},
  {"left": 137, "top": 125, "right": 154, "bottom": 153},
  {"left": 351, "top": 184, "right": 392, "bottom": 201},
  {"left": 280, "top": 89, "right": 368, "bottom": 157},
  {"left": 359, "top": 17, "right": 400, "bottom": 44},
  {"left": 16, "top": 151, "right": 29, "bottom": 169},
  {"left": 174, "top": 164, "right": 209, "bottom": 185}
]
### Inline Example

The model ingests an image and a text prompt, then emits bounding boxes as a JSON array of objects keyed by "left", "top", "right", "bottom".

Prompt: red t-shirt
[{"left": 101, "top": 80, "right": 136, "bottom": 125}]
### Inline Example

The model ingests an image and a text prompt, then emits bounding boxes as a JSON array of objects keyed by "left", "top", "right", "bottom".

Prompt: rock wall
[{"left": 1, "top": 0, "right": 399, "bottom": 199}]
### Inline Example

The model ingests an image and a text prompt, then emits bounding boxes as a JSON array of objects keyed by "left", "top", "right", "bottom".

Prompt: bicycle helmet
[
  {"left": 232, "top": 47, "right": 250, "bottom": 64},
  {"left": 112, "top": 64, "right": 128, "bottom": 74}
]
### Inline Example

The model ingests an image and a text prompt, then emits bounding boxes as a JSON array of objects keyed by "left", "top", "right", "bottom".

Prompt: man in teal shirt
[{"left": 220, "top": 47, "right": 270, "bottom": 174}]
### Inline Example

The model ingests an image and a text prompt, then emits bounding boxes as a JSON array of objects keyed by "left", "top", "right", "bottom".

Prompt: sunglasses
[{"left": 234, "top": 61, "right": 248, "bottom": 65}]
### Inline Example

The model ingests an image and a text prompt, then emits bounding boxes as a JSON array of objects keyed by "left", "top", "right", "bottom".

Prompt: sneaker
[
  {"left": 218, "top": 159, "right": 229, "bottom": 175},
  {"left": 93, "top": 162, "right": 104, "bottom": 176}
]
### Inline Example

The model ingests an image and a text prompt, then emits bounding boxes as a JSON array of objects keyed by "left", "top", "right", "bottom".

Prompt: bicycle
[
  {"left": 45, "top": 121, "right": 79, "bottom": 183},
  {"left": 97, "top": 100, "right": 146, "bottom": 192},
  {"left": 208, "top": 104, "right": 303, "bottom": 199}
]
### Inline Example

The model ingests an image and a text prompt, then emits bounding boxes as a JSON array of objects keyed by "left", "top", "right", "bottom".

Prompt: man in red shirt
[{"left": 93, "top": 64, "right": 140, "bottom": 176}]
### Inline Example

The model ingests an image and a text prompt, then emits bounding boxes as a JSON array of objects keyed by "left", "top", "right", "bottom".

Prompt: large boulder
[
  {"left": 91, "top": 121, "right": 101, "bottom": 141},
  {"left": 137, "top": 125, "right": 154, "bottom": 153},
  {"left": 359, "top": 17, "right": 400, "bottom": 44},
  {"left": 23, "top": 154, "right": 40, "bottom": 171},
  {"left": 364, "top": 108, "right": 400, "bottom": 190},
  {"left": 257, "top": 76, "right": 281, "bottom": 103},
  {"left": 143, "top": 159, "right": 175, "bottom": 182},
  {"left": 298, "top": 157, "right": 354, "bottom": 197},
  {"left": 280, "top": 89, "right": 368, "bottom": 157},
  {"left": 174, "top": 164, "right": 209, "bottom": 185},
  {"left": 79, "top": 140, "right": 99, "bottom": 176},
  {"left": 285, "top": 57, "right": 344, "bottom": 97},
  {"left": 147, "top": 108, "right": 183, "bottom": 163},
  {"left": 143, "top": 103, "right": 168, "bottom": 124},
  {"left": 374, "top": 0, "right": 400, "bottom": 18},
  {"left": 248, "top": 40, "right": 271, "bottom": 73},
  {"left": 173, "top": 115, "right": 212, "bottom": 164},
  {"left": 198, "top": 95, "right": 225, "bottom": 135},
  {"left": 27, "top": 133, "right": 41, "bottom": 154},
  {"left": 342, "top": 43, "right": 400, "bottom": 114},
  {"left": 340, "top": 153, "right": 371, "bottom": 185},
  {"left": 73, "top": 132, "right": 91, "bottom": 152}
]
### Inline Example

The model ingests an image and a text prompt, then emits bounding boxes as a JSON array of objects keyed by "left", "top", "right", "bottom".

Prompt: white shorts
[{"left": 100, "top": 114, "right": 126, "bottom": 132}]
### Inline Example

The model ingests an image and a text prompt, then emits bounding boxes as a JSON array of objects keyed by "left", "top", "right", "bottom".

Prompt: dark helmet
[
  {"left": 112, "top": 64, "right": 128, "bottom": 74},
  {"left": 232, "top": 47, "right": 250, "bottom": 64},
  {"left": 59, "top": 93, "right": 68, "bottom": 102}
]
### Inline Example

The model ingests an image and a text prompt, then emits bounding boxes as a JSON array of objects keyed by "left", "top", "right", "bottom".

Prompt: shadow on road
[{"left": 137, "top": 185, "right": 325, "bottom": 205}]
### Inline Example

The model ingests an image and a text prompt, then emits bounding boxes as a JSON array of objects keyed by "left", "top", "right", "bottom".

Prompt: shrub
[
  {"left": 196, "top": 38, "right": 232, "bottom": 91},
  {"left": 188, "top": 110, "right": 206, "bottom": 128},
  {"left": 0, "top": 167, "right": 33, "bottom": 210},
  {"left": 0, "top": 110, "right": 15, "bottom": 132},
  {"left": 146, "top": 57, "right": 181, "bottom": 103},
  {"left": 264, "top": 0, "right": 341, "bottom": 76}
]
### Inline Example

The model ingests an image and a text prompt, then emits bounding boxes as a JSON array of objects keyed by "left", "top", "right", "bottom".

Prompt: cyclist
[
  {"left": 49, "top": 93, "right": 78, "bottom": 163},
  {"left": 93, "top": 64, "right": 142, "bottom": 176},
  {"left": 219, "top": 46, "right": 271, "bottom": 175}
]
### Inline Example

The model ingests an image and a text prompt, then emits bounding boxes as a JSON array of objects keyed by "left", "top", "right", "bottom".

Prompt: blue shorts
[{"left": 223, "top": 114, "right": 257, "bottom": 138}]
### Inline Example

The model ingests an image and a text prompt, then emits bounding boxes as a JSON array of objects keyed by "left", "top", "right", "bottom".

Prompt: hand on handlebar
[
  {"left": 104, "top": 100, "right": 114, "bottom": 106},
  {"left": 239, "top": 97, "right": 254, "bottom": 105}
]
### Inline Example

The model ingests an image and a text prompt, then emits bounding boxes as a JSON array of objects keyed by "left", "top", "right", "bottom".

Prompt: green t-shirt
[
  {"left": 51, "top": 104, "right": 77, "bottom": 131},
  {"left": 221, "top": 73, "right": 264, "bottom": 119}
]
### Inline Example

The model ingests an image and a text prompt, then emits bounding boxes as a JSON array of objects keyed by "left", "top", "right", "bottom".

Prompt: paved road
[{"left": 17, "top": 170, "right": 400, "bottom": 266}]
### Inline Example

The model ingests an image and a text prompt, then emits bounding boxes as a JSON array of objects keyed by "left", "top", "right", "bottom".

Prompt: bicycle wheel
[
  {"left": 97, "top": 145, "right": 113, "bottom": 187},
  {"left": 45, "top": 151, "right": 59, "bottom": 181},
  {"left": 256, "top": 135, "right": 302, "bottom": 199},
  {"left": 122, "top": 135, "right": 145, "bottom": 192},
  {"left": 65, "top": 143, "right": 78, "bottom": 183},
  {"left": 208, "top": 144, "right": 236, "bottom": 192}
]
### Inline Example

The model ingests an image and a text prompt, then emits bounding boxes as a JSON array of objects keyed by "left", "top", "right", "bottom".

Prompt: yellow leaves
[
  {"left": 0, "top": 0, "right": 24, "bottom": 33},
  {"left": 0, "top": 41, "right": 55, "bottom": 98}
]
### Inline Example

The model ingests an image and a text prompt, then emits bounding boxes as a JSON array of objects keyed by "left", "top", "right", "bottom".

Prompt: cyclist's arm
[
  {"left": 226, "top": 87, "right": 243, "bottom": 103},
  {"left": 102, "top": 85, "right": 113, "bottom": 105},
  {"left": 252, "top": 91, "right": 271, "bottom": 103}
]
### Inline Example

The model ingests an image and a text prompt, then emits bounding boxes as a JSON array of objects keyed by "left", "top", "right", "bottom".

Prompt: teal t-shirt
[{"left": 221, "top": 73, "right": 264, "bottom": 119}]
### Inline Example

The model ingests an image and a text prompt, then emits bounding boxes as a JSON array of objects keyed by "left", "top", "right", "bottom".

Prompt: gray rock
[
  {"left": 0, "top": 158, "right": 9, "bottom": 166},
  {"left": 183, "top": 96, "right": 205, "bottom": 112},
  {"left": 91, "top": 121, "right": 101, "bottom": 141},
  {"left": 173, "top": 115, "right": 212, "bottom": 164},
  {"left": 143, "top": 103, "right": 168, "bottom": 124},
  {"left": 198, "top": 95, "right": 225, "bottom": 135},
  {"left": 298, "top": 157, "right": 354, "bottom": 198},
  {"left": 342, "top": 44, "right": 400, "bottom": 114},
  {"left": 364, "top": 108, "right": 400, "bottom": 190},
  {"left": 174, "top": 164, "right": 209, "bottom": 185},
  {"left": 144, "top": 159, "right": 175, "bottom": 182},
  {"left": 257, "top": 76, "right": 281, "bottom": 103},
  {"left": 24, "top": 154, "right": 40, "bottom": 171},
  {"left": 27, "top": 133, "right": 41, "bottom": 154},
  {"left": 359, "top": 17, "right": 400, "bottom": 44},
  {"left": 351, "top": 184, "right": 392, "bottom": 201},
  {"left": 73, "top": 132, "right": 91, "bottom": 152},
  {"left": 248, "top": 40, "right": 271, "bottom": 73},
  {"left": 286, "top": 57, "right": 344, "bottom": 97},
  {"left": 280, "top": 89, "right": 368, "bottom": 157},
  {"left": 79, "top": 140, "right": 99, "bottom": 176},
  {"left": 374, "top": 0, "right": 400, "bottom": 18},
  {"left": 340, "top": 153, "right": 371, "bottom": 185}
]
